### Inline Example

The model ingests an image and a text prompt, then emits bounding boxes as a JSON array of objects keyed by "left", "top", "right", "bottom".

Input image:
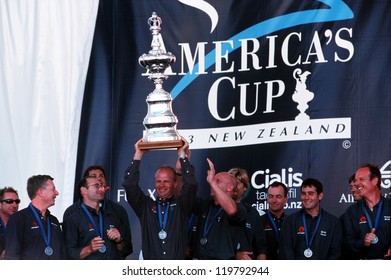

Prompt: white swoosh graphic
[{"left": 178, "top": 0, "right": 218, "bottom": 33}]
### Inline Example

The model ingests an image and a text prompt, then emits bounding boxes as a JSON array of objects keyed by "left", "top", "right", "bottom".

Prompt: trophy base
[{"left": 138, "top": 139, "right": 183, "bottom": 150}]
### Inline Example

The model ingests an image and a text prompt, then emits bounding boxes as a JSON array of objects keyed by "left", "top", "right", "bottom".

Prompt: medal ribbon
[
  {"left": 266, "top": 211, "right": 281, "bottom": 241},
  {"left": 301, "top": 209, "right": 322, "bottom": 250},
  {"left": 81, "top": 204, "right": 104, "bottom": 238},
  {"left": 29, "top": 203, "right": 51, "bottom": 248},
  {"left": 157, "top": 201, "right": 170, "bottom": 232},
  {"left": 202, "top": 205, "right": 223, "bottom": 237},
  {"left": 361, "top": 199, "right": 383, "bottom": 233}
]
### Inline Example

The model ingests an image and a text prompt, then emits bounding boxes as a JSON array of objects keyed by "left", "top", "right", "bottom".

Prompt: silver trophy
[{"left": 138, "top": 12, "right": 182, "bottom": 149}]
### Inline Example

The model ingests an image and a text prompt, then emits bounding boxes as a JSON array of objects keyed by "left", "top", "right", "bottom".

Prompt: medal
[
  {"left": 201, "top": 205, "right": 223, "bottom": 247},
  {"left": 200, "top": 237, "right": 208, "bottom": 245},
  {"left": 158, "top": 230, "right": 167, "bottom": 240},
  {"left": 157, "top": 202, "right": 170, "bottom": 241},
  {"left": 304, "top": 248, "right": 313, "bottom": 258},
  {"left": 301, "top": 209, "right": 322, "bottom": 260},
  {"left": 361, "top": 200, "right": 384, "bottom": 246},
  {"left": 45, "top": 246, "right": 53, "bottom": 256},
  {"left": 29, "top": 204, "right": 53, "bottom": 257},
  {"left": 99, "top": 244, "right": 107, "bottom": 253},
  {"left": 81, "top": 204, "right": 107, "bottom": 253}
]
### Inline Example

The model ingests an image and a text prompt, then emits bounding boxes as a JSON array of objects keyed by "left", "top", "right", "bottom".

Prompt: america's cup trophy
[{"left": 138, "top": 12, "right": 182, "bottom": 149}]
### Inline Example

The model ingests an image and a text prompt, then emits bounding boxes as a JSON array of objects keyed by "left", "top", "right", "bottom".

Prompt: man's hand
[
  {"left": 363, "top": 228, "right": 376, "bottom": 247},
  {"left": 133, "top": 138, "right": 149, "bottom": 160},
  {"left": 107, "top": 228, "right": 122, "bottom": 243},
  {"left": 206, "top": 158, "right": 215, "bottom": 185},
  {"left": 90, "top": 236, "right": 105, "bottom": 252},
  {"left": 177, "top": 136, "right": 190, "bottom": 158},
  {"left": 236, "top": 251, "right": 253, "bottom": 260}
]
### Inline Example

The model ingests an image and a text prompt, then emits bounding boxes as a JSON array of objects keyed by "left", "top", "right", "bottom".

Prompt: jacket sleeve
[
  {"left": 178, "top": 157, "right": 198, "bottom": 215},
  {"left": 122, "top": 160, "right": 146, "bottom": 218},
  {"left": 4, "top": 213, "right": 23, "bottom": 259},
  {"left": 117, "top": 203, "right": 133, "bottom": 258},
  {"left": 326, "top": 216, "right": 343, "bottom": 259},
  {"left": 342, "top": 204, "right": 366, "bottom": 254}
]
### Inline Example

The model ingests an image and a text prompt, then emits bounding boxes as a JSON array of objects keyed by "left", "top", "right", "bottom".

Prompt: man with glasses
[
  {"left": 0, "top": 187, "right": 20, "bottom": 259},
  {"left": 82, "top": 165, "right": 133, "bottom": 258},
  {"left": 5, "top": 175, "right": 66, "bottom": 259},
  {"left": 62, "top": 172, "right": 132, "bottom": 259}
]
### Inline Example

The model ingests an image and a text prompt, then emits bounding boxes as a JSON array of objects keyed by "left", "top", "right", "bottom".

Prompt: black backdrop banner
[{"left": 76, "top": 0, "right": 391, "bottom": 259}]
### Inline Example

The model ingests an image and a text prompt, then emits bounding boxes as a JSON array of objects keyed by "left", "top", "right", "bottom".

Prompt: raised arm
[{"left": 206, "top": 158, "right": 237, "bottom": 215}]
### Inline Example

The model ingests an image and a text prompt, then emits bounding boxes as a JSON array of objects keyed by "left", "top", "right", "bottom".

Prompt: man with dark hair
[
  {"left": 342, "top": 163, "right": 391, "bottom": 259},
  {"left": 62, "top": 166, "right": 133, "bottom": 259},
  {"left": 279, "top": 178, "right": 342, "bottom": 259},
  {"left": 0, "top": 186, "right": 20, "bottom": 259},
  {"left": 5, "top": 175, "right": 65, "bottom": 259},
  {"left": 260, "top": 181, "right": 288, "bottom": 260}
]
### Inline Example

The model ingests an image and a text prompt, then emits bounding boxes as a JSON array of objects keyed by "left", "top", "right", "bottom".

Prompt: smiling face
[
  {"left": 354, "top": 167, "right": 379, "bottom": 199},
  {"left": 40, "top": 179, "right": 59, "bottom": 208},
  {"left": 349, "top": 179, "right": 362, "bottom": 201},
  {"left": 0, "top": 191, "right": 19, "bottom": 218},
  {"left": 267, "top": 185, "right": 288, "bottom": 215},
  {"left": 155, "top": 167, "right": 176, "bottom": 200},
  {"left": 82, "top": 177, "right": 105, "bottom": 204},
  {"left": 301, "top": 185, "right": 323, "bottom": 212}
]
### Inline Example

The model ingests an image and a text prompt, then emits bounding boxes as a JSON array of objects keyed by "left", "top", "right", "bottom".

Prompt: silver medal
[
  {"left": 371, "top": 235, "right": 378, "bottom": 244},
  {"left": 158, "top": 230, "right": 167, "bottom": 240},
  {"left": 200, "top": 237, "right": 208, "bottom": 245},
  {"left": 304, "top": 248, "right": 313, "bottom": 258},
  {"left": 44, "top": 246, "right": 53, "bottom": 256},
  {"left": 99, "top": 244, "right": 107, "bottom": 253}
]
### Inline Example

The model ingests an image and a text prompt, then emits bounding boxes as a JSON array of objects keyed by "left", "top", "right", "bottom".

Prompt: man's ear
[
  {"left": 371, "top": 177, "right": 379, "bottom": 188},
  {"left": 80, "top": 186, "right": 87, "bottom": 197}
]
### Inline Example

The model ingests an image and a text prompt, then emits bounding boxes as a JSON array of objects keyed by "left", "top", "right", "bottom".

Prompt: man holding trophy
[
  {"left": 122, "top": 13, "right": 198, "bottom": 260},
  {"left": 122, "top": 137, "right": 197, "bottom": 259}
]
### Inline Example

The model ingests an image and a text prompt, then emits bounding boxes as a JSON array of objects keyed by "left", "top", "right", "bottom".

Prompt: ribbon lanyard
[
  {"left": 81, "top": 204, "right": 104, "bottom": 238},
  {"left": 266, "top": 211, "right": 281, "bottom": 241},
  {"left": 202, "top": 205, "right": 223, "bottom": 237},
  {"left": 301, "top": 209, "right": 323, "bottom": 250},
  {"left": 361, "top": 199, "right": 384, "bottom": 232},
  {"left": 157, "top": 201, "right": 170, "bottom": 231},
  {"left": 29, "top": 203, "right": 51, "bottom": 247}
]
